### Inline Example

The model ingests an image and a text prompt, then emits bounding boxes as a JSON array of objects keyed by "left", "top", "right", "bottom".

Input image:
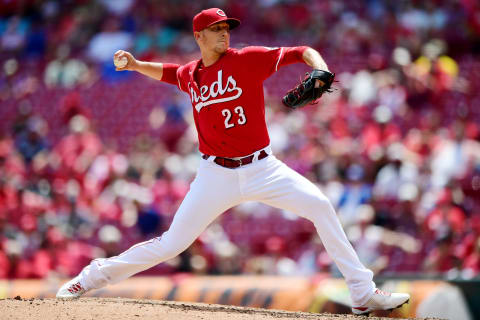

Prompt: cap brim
[
  {"left": 225, "top": 18, "right": 240, "bottom": 30},
  {"left": 206, "top": 18, "right": 241, "bottom": 31}
]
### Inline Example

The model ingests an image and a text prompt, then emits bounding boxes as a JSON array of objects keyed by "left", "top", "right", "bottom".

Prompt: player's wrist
[{"left": 130, "top": 59, "right": 143, "bottom": 71}]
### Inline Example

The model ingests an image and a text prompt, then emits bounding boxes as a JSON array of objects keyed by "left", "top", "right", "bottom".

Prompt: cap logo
[{"left": 216, "top": 9, "right": 226, "bottom": 17}]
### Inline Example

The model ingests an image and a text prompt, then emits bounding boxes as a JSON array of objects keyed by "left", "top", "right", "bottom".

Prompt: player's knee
[
  {"left": 159, "top": 247, "right": 182, "bottom": 260},
  {"left": 301, "top": 192, "right": 336, "bottom": 219},
  {"left": 306, "top": 191, "right": 331, "bottom": 209}
]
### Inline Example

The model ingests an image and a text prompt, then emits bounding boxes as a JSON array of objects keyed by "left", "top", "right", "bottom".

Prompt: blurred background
[{"left": 0, "top": 0, "right": 479, "bottom": 319}]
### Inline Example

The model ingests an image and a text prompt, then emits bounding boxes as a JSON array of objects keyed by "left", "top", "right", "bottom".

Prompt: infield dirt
[{"left": 0, "top": 297, "right": 440, "bottom": 320}]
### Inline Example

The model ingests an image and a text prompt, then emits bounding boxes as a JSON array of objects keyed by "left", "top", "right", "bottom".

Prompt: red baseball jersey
[{"left": 162, "top": 46, "right": 307, "bottom": 158}]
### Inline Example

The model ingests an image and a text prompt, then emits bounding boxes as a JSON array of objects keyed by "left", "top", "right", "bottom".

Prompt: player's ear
[{"left": 194, "top": 31, "right": 201, "bottom": 42}]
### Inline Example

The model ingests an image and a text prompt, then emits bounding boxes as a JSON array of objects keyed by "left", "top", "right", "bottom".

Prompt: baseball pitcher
[{"left": 57, "top": 8, "right": 410, "bottom": 315}]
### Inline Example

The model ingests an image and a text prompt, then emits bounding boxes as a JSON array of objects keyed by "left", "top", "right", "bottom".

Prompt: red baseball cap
[{"left": 193, "top": 8, "right": 240, "bottom": 32}]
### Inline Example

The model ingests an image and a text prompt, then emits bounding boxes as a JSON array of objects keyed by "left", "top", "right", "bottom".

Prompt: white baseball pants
[{"left": 79, "top": 151, "right": 375, "bottom": 306}]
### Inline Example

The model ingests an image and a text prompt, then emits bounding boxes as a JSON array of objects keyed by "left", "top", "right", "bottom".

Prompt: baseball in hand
[{"left": 114, "top": 56, "right": 128, "bottom": 68}]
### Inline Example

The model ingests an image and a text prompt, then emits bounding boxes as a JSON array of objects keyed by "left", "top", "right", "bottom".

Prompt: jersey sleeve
[
  {"left": 161, "top": 63, "right": 181, "bottom": 87},
  {"left": 239, "top": 46, "right": 308, "bottom": 80}
]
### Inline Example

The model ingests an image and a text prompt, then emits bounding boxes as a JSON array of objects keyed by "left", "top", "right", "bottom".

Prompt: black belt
[{"left": 202, "top": 150, "right": 268, "bottom": 169}]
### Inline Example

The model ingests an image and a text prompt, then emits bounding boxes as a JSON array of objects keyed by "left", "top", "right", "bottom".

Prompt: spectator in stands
[
  {"left": 463, "top": 238, "right": 480, "bottom": 277},
  {"left": 337, "top": 163, "right": 371, "bottom": 227},
  {"left": 87, "top": 17, "right": 132, "bottom": 63},
  {"left": 44, "top": 44, "right": 90, "bottom": 88},
  {"left": 1, "top": 16, "right": 26, "bottom": 53},
  {"left": 431, "top": 121, "right": 480, "bottom": 189},
  {"left": 423, "top": 234, "right": 461, "bottom": 274}
]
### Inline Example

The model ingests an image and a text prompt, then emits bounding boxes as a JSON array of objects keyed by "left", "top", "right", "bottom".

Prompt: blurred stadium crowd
[{"left": 1, "top": 0, "right": 480, "bottom": 280}]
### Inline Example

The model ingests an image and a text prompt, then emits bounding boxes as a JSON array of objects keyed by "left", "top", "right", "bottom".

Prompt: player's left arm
[
  {"left": 301, "top": 47, "right": 329, "bottom": 72},
  {"left": 276, "top": 46, "right": 329, "bottom": 72},
  {"left": 301, "top": 47, "right": 330, "bottom": 87},
  {"left": 240, "top": 46, "right": 329, "bottom": 80}
]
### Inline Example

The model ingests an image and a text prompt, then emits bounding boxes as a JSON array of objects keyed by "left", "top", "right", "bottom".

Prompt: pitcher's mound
[{"left": 1, "top": 297, "right": 428, "bottom": 320}]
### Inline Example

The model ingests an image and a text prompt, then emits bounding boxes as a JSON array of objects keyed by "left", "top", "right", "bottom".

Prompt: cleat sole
[
  {"left": 353, "top": 298, "right": 409, "bottom": 316},
  {"left": 388, "top": 299, "right": 410, "bottom": 312}
]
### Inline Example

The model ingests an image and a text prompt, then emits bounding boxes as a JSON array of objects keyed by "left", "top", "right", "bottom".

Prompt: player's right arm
[{"left": 113, "top": 50, "right": 179, "bottom": 84}]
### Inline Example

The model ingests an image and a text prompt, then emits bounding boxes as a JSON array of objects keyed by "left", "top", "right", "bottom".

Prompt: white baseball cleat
[
  {"left": 351, "top": 288, "right": 410, "bottom": 315},
  {"left": 56, "top": 276, "right": 88, "bottom": 299}
]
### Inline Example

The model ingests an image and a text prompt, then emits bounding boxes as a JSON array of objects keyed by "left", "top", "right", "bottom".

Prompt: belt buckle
[{"left": 238, "top": 158, "right": 244, "bottom": 166}]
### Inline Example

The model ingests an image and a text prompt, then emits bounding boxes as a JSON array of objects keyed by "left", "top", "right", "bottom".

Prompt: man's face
[{"left": 195, "top": 22, "right": 230, "bottom": 54}]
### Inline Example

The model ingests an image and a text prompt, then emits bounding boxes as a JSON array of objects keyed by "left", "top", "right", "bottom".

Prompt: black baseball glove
[{"left": 282, "top": 69, "right": 335, "bottom": 109}]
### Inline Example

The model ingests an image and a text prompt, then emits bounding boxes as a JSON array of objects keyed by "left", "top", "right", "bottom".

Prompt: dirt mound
[{"left": 0, "top": 297, "right": 435, "bottom": 320}]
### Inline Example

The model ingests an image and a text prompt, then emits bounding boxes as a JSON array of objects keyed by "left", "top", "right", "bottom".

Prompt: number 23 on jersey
[{"left": 222, "top": 106, "right": 247, "bottom": 129}]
